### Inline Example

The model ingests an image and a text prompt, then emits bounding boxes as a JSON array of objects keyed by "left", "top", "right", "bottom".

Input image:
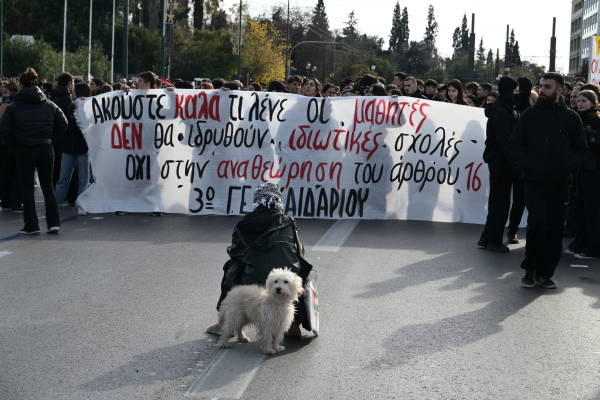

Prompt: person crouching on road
[
  {"left": 0, "top": 68, "right": 68, "bottom": 235},
  {"left": 478, "top": 76, "right": 524, "bottom": 253},
  {"left": 509, "top": 72, "right": 588, "bottom": 289},
  {"left": 207, "top": 183, "right": 309, "bottom": 338}
]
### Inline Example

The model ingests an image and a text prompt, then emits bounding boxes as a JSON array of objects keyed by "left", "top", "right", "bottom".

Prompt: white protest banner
[
  {"left": 589, "top": 36, "right": 600, "bottom": 85},
  {"left": 75, "top": 90, "right": 491, "bottom": 223}
]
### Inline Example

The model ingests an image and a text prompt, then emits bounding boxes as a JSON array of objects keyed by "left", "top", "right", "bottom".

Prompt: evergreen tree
[
  {"left": 389, "top": 2, "right": 402, "bottom": 50},
  {"left": 452, "top": 27, "right": 461, "bottom": 59},
  {"left": 512, "top": 41, "right": 522, "bottom": 66},
  {"left": 477, "top": 37, "right": 485, "bottom": 63},
  {"left": 460, "top": 13, "right": 469, "bottom": 54},
  {"left": 423, "top": 5, "right": 438, "bottom": 45},
  {"left": 486, "top": 48, "right": 494, "bottom": 65},
  {"left": 509, "top": 29, "right": 516, "bottom": 54},
  {"left": 399, "top": 7, "right": 410, "bottom": 52},
  {"left": 343, "top": 11, "right": 359, "bottom": 44}
]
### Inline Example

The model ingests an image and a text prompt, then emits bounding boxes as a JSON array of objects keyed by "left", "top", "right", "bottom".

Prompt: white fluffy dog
[{"left": 217, "top": 268, "right": 304, "bottom": 354}]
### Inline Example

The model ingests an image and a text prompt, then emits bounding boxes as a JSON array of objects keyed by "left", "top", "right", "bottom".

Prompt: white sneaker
[
  {"left": 574, "top": 253, "right": 598, "bottom": 260},
  {"left": 564, "top": 248, "right": 576, "bottom": 255},
  {"left": 47, "top": 226, "right": 60, "bottom": 234},
  {"left": 77, "top": 207, "right": 87, "bottom": 216}
]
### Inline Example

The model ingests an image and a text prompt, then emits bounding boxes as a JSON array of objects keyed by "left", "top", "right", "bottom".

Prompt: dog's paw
[
  {"left": 238, "top": 335, "right": 250, "bottom": 343},
  {"left": 218, "top": 341, "right": 232, "bottom": 348},
  {"left": 262, "top": 347, "right": 277, "bottom": 355},
  {"left": 276, "top": 345, "right": 285, "bottom": 352}
]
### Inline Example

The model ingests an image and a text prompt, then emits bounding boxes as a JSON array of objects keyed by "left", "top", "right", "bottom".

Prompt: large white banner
[
  {"left": 589, "top": 36, "right": 600, "bottom": 85},
  {"left": 75, "top": 90, "right": 491, "bottom": 223}
]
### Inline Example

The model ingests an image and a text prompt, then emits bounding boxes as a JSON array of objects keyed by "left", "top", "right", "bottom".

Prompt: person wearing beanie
[
  {"left": 206, "top": 183, "right": 310, "bottom": 337},
  {"left": 478, "top": 76, "right": 523, "bottom": 253},
  {"left": 509, "top": 72, "right": 588, "bottom": 289},
  {"left": 516, "top": 76, "right": 533, "bottom": 114}
]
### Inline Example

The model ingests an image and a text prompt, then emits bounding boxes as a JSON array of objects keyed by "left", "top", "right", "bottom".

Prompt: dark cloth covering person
[{"left": 208, "top": 183, "right": 310, "bottom": 336}]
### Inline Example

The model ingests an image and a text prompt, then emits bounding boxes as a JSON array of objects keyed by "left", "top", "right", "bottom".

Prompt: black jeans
[
  {"left": 0, "top": 145, "right": 22, "bottom": 208},
  {"left": 15, "top": 143, "right": 60, "bottom": 232},
  {"left": 521, "top": 185, "right": 569, "bottom": 278},
  {"left": 571, "top": 169, "right": 600, "bottom": 256},
  {"left": 481, "top": 160, "right": 514, "bottom": 245}
]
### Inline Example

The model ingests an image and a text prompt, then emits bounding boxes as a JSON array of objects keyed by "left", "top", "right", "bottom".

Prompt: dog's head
[{"left": 266, "top": 268, "right": 304, "bottom": 299}]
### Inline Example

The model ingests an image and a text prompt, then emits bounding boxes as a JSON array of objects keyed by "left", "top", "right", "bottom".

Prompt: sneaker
[
  {"left": 477, "top": 237, "right": 488, "bottom": 248},
  {"left": 487, "top": 243, "right": 510, "bottom": 253},
  {"left": 151, "top": 212, "right": 163, "bottom": 217},
  {"left": 521, "top": 270, "right": 535, "bottom": 288},
  {"left": 507, "top": 233, "right": 519, "bottom": 244},
  {"left": 47, "top": 226, "right": 60, "bottom": 234},
  {"left": 19, "top": 229, "right": 40, "bottom": 235},
  {"left": 574, "top": 253, "right": 599, "bottom": 260},
  {"left": 206, "top": 322, "right": 221, "bottom": 335},
  {"left": 77, "top": 207, "right": 87, "bottom": 216},
  {"left": 10, "top": 207, "right": 23, "bottom": 214},
  {"left": 284, "top": 321, "right": 302, "bottom": 338},
  {"left": 535, "top": 276, "right": 557, "bottom": 289},
  {"left": 564, "top": 248, "right": 577, "bottom": 255}
]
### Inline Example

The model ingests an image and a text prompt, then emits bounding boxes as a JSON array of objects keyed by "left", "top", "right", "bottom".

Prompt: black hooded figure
[
  {"left": 516, "top": 76, "right": 533, "bottom": 114},
  {"left": 478, "top": 76, "right": 524, "bottom": 252}
]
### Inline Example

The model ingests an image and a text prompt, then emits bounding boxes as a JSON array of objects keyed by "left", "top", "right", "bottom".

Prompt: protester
[
  {"left": 466, "top": 94, "right": 478, "bottom": 107},
  {"left": 287, "top": 76, "right": 303, "bottom": 95},
  {"left": 480, "top": 91, "right": 499, "bottom": 108},
  {"left": 416, "top": 79, "right": 424, "bottom": 91},
  {"left": 206, "top": 183, "right": 308, "bottom": 337},
  {"left": 249, "top": 82, "right": 262, "bottom": 92},
  {"left": 385, "top": 84, "right": 398, "bottom": 94},
  {"left": 516, "top": 77, "right": 533, "bottom": 114},
  {"left": 478, "top": 76, "right": 523, "bottom": 253},
  {"left": 570, "top": 87, "right": 581, "bottom": 110},
  {"left": 0, "top": 68, "right": 68, "bottom": 234},
  {"left": 435, "top": 84, "right": 448, "bottom": 102},
  {"left": 424, "top": 79, "right": 438, "bottom": 100},
  {"left": 393, "top": 72, "right": 406, "bottom": 90},
  {"left": 369, "top": 84, "right": 387, "bottom": 96},
  {"left": 403, "top": 76, "right": 428, "bottom": 99},
  {"left": 54, "top": 83, "right": 91, "bottom": 216},
  {"left": 0, "top": 80, "right": 22, "bottom": 213},
  {"left": 509, "top": 72, "right": 588, "bottom": 288},
  {"left": 212, "top": 79, "right": 225, "bottom": 89},
  {"left": 50, "top": 72, "right": 74, "bottom": 193},
  {"left": 529, "top": 91, "right": 538, "bottom": 106},
  {"left": 565, "top": 90, "right": 600, "bottom": 260},
  {"left": 340, "top": 78, "right": 354, "bottom": 91},
  {"left": 303, "top": 78, "right": 322, "bottom": 98},
  {"left": 267, "top": 80, "right": 288, "bottom": 93},
  {"left": 377, "top": 76, "right": 386, "bottom": 85},
  {"left": 119, "top": 77, "right": 127, "bottom": 86},
  {"left": 200, "top": 82, "right": 214, "bottom": 90},
  {"left": 465, "top": 82, "right": 479, "bottom": 96},
  {"left": 41, "top": 82, "right": 54, "bottom": 98},
  {"left": 89, "top": 78, "right": 104, "bottom": 95},
  {"left": 446, "top": 79, "right": 468, "bottom": 105},
  {"left": 476, "top": 83, "right": 492, "bottom": 106},
  {"left": 322, "top": 83, "right": 337, "bottom": 98}
]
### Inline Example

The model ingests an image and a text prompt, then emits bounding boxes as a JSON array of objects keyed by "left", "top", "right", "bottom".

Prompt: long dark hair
[
  {"left": 447, "top": 79, "right": 468, "bottom": 105},
  {"left": 304, "top": 78, "right": 323, "bottom": 98},
  {"left": 67, "top": 83, "right": 92, "bottom": 118}
]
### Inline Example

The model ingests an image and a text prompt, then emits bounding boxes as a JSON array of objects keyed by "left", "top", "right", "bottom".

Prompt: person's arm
[
  {"left": 492, "top": 107, "right": 515, "bottom": 164},
  {"left": 509, "top": 113, "right": 529, "bottom": 169},
  {"left": 570, "top": 118, "right": 589, "bottom": 167},
  {"left": 52, "top": 104, "right": 68, "bottom": 142}
]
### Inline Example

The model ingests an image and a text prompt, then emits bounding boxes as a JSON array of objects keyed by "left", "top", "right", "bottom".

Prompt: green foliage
[
  {"left": 172, "top": 28, "right": 235, "bottom": 80},
  {"left": 3, "top": 37, "right": 109, "bottom": 82},
  {"left": 421, "top": 67, "right": 449, "bottom": 84}
]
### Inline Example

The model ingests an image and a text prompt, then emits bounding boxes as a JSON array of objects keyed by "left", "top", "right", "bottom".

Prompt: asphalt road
[{"left": 2, "top": 199, "right": 600, "bottom": 400}]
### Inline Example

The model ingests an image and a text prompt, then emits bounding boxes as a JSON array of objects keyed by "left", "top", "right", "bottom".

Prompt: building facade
[{"left": 570, "top": 0, "right": 600, "bottom": 76}]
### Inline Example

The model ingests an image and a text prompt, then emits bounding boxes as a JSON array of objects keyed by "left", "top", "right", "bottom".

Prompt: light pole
[
  {"left": 111, "top": 0, "right": 115, "bottom": 82},
  {"left": 285, "top": 0, "right": 289, "bottom": 80},
  {"left": 62, "top": 0, "right": 67, "bottom": 72},
  {"left": 237, "top": 0, "right": 242, "bottom": 80},
  {"left": 123, "top": 0, "right": 129, "bottom": 81},
  {"left": 88, "top": 0, "right": 92, "bottom": 81},
  {"left": 288, "top": 41, "right": 336, "bottom": 77},
  {"left": 160, "top": 0, "right": 165, "bottom": 77}
]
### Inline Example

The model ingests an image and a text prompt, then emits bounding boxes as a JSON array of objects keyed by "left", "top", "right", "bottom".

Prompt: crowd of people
[{"left": 0, "top": 67, "right": 598, "bottom": 290}]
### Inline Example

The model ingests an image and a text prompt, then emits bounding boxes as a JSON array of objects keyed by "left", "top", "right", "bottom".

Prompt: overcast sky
[{"left": 225, "top": 0, "right": 572, "bottom": 74}]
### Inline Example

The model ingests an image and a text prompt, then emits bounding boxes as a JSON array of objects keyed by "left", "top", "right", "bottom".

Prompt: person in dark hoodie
[
  {"left": 478, "top": 76, "right": 523, "bottom": 253},
  {"left": 509, "top": 72, "right": 588, "bottom": 289},
  {"left": 54, "top": 83, "right": 91, "bottom": 216},
  {"left": 207, "top": 183, "right": 310, "bottom": 337},
  {"left": 516, "top": 76, "right": 533, "bottom": 114},
  {"left": 566, "top": 90, "right": 600, "bottom": 259},
  {"left": 0, "top": 68, "right": 68, "bottom": 234},
  {"left": 50, "top": 72, "right": 74, "bottom": 187},
  {"left": 402, "top": 76, "right": 428, "bottom": 99}
]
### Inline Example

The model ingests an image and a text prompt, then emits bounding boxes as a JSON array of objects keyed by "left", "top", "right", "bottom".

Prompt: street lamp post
[
  {"left": 123, "top": 0, "right": 129, "bottom": 81},
  {"left": 285, "top": 0, "right": 289, "bottom": 80},
  {"left": 288, "top": 41, "right": 336, "bottom": 77}
]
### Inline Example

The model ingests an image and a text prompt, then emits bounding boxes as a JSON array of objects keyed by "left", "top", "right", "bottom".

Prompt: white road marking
[
  {"left": 311, "top": 220, "right": 360, "bottom": 252},
  {"left": 185, "top": 342, "right": 265, "bottom": 399},
  {"left": 0, "top": 250, "right": 12, "bottom": 258}
]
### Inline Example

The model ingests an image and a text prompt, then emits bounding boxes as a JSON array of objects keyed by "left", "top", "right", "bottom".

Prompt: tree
[
  {"left": 477, "top": 37, "right": 485, "bottom": 64},
  {"left": 343, "top": 11, "right": 359, "bottom": 44},
  {"left": 512, "top": 41, "right": 522, "bottom": 66},
  {"left": 241, "top": 20, "right": 287, "bottom": 84},
  {"left": 194, "top": 0, "right": 204, "bottom": 30},
  {"left": 389, "top": 2, "right": 401, "bottom": 50},
  {"left": 399, "top": 7, "right": 410, "bottom": 52},
  {"left": 452, "top": 27, "right": 462, "bottom": 59},
  {"left": 486, "top": 48, "right": 494, "bottom": 65},
  {"left": 423, "top": 5, "right": 438, "bottom": 46},
  {"left": 399, "top": 41, "right": 430, "bottom": 76}
]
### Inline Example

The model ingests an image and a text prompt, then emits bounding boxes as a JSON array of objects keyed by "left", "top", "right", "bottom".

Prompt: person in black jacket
[
  {"left": 0, "top": 80, "right": 22, "bottom": 213},
  {"left": 516, "top": 76, "right": 533, "bottom": 114},
  {"left": 403, "top": 76, "right": 429, "bottom": 100},
  {"left": 566, "top": 90, "right": 600, "bottom": 259},
  {"left": 0, "top": 68, "right": 68, "bottom": 234},
  {"left": 478, "top": 76, "right": 523, "bottom": 253},
  {"left": 509, "top": 72, "right": 588, "bottom": 289},
  {"left": 54, "top": 83, "right": 91, "bottom": 215},
  {"left": 49, "top": 72, "right": 74, "bottom": 188}
]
